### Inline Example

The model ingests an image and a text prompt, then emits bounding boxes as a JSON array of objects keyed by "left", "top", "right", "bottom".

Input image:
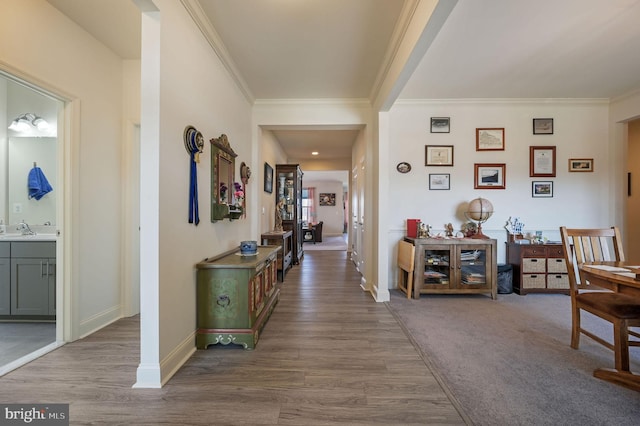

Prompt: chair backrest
[{"left": 559, "top": 226, "right": 625, "bottom": 291}]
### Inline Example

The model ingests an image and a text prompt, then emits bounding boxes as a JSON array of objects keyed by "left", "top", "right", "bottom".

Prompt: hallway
[{"left": 0, "top": 251, "right": 466, "bottom": 425}]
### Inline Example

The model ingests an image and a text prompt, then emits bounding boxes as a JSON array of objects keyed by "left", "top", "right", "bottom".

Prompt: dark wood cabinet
[
  {"left": 276, "top": 164, "right": 304, "bottom": 264},
  {"left": 506, "top": 242, "right": 569, "bottom": 295},
  {"left": 195, "top": 246, "right": 280, "bottom": 350},
  {"left": 404, "top": 237, "right": 497, "bottom": 299},
  {"left": 261, "top": 230, "right": 293, "bottom": 281}
]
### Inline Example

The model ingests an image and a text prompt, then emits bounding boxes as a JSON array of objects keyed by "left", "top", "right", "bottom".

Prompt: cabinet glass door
[
  {"left": 458, "top": 245, "right": 489, "bottom": 289},
  {"left": 277, "top": 172, "right": 295, "bottom": 220},
  {"left": 422, "top": 247, "right": 450, "bottom": 289}
]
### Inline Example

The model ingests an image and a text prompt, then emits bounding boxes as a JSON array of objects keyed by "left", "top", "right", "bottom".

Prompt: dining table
[{"left": 579, "top": 261, "right": 640, "bottom": 391}]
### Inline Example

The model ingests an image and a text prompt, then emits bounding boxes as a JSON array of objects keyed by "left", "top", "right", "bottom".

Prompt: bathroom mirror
[{"left": 210, "top": 134, "right": 237, "bottom": 222}]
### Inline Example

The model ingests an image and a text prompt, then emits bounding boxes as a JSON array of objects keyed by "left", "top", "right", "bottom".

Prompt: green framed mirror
[{"left": 210, "top": 134, "right": 237, "bottom": 222}]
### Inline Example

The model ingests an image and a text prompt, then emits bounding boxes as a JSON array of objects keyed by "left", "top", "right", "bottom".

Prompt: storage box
[
  {"left": 522, "top": 274, "right": 546, "bottom": 289},
  {"left": 547, "top": 258, "right": 568, "bottom": 273},
  {"left": 407, "top": 219, "right": 420, "bottom": 238},
  {"left": 547, "top": 274, "right": 569, "bottom": 289},
  {"left": 522, "top": 258, "right": 546, "bottom": 273}
]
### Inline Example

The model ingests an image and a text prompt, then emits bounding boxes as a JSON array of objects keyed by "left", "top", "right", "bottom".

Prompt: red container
[{"left": 406, "top": 219, "right": 420, "bottom": 238}]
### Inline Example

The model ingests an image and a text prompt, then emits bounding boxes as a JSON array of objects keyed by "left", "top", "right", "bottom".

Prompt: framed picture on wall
[
  {"left": 476, "top": 128, "right": 505, "bottom": 151},
  {"left": 319, "top": 193, "right": 336, "bottom": 206},
  {"left": 430, "top": 117, "right": 450, "bottom": 133},
  {"left": 530, "top": 146, "right": 556, "bottom": 177},
  {"left": 474, "top": 163, "right": 506, "bottom": 189},
  {"left": 264, "top": 162, "right": 273, "bottom": 193},
  {"left": 429, "top": 173, "right": 450, "bottom": 190},
  {"left": 533, "top": 118, "right": 554, "bottom": 135},
  {"left": 425, "top": 145, "right": 454, "bottom": 166},
  {"left": 532, "top": 181, "right": 553, "bottom": 197},
  {"left": 568, "top": 158, "right": 594, "bottom": 172}
]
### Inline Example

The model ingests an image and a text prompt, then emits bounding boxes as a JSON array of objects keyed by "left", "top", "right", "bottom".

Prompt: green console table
[{"left": 195, "top": 245, "right": 280, "bottom": 350}]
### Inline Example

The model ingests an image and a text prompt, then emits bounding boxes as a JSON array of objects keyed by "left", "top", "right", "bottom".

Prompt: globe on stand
[{"left": 464, "top": 197, "right": 493, "bottom": 239}]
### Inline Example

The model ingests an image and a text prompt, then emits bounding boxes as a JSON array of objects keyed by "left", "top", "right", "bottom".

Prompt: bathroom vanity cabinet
[{"left": 0, "top": 241, "right": 56, "bottom": 319}]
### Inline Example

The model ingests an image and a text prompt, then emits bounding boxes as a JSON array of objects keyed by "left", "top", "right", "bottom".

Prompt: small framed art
[
  {"left": 319, "top": 193, "right": 336, "bottom": 206},
  {"left": 530, "top": 146, "right": 556, "bottom": 177},
  {"left": 474, "top": 163, "right": 506, "bottom": 189},
  {"left": 476, "top": 128, "right": 505, "bottom": 151},
  {"left": 568, "top": 158, "right": 594, "bottom": 172},
  {"left": 533, "top": 118, "right": 554, "bottom": 135},
  {"left": 264, "top": 162, "right": 273, "bottom": 193},
  {"left": 532, "top": 181, "right": 553, "bottom": 198},
  {"left": 425, "top": 145, "right": 454, "bottom": 166},
  {"left": 430, "top": 117, "right": 450, "bottom": 133},
  {"left": 429, "top": 173, "right": 450, "bottom": 190}
]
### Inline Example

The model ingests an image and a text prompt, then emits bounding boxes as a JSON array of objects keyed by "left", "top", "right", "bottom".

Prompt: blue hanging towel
[{"left": 28, "top": 166, "right": 53, "bottom": 200}]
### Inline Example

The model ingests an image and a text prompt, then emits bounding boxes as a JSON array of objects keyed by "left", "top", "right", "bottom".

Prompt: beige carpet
[
  {"left": 303, "top": 234, "right": 347, "bottom": 251},
  {"left": 387, "top": 291, "right": 640, "bottom": 426}
]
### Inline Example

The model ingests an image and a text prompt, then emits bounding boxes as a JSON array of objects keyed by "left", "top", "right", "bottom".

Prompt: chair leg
[
  {"left": 571, "top": 304, "right": 581, "bottom": 349},
  {"left": 613, "top": 320, "right": 631, "bottom": 372},
  {"left": 407, "top": 273, "right": 413, "bottom": 300}
]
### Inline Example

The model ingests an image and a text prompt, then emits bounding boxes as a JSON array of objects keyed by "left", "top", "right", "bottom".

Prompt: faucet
[{"left": 17, "top": 220, "right": 36, "bottom": 236}]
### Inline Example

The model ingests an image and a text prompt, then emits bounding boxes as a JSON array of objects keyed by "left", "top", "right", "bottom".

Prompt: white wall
[
  {"left": 135, "top": 0, "right": 254, "bottom": 386},
  {"left": 259, "top": 129, "right": 287, "bottom": 234},
  {"left": 304, "top": 180, "right": 344, "bottom": 235},
  {"left": 1, "top": 0, "right": 126, "bottom": 338},
  {"left": 386, "top": 99, "right": 612, "bottom": 288}
]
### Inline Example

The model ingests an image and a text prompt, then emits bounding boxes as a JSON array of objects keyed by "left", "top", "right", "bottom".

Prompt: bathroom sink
[{"left": 0, "top": 233, "right": 56, "bottom": 241}]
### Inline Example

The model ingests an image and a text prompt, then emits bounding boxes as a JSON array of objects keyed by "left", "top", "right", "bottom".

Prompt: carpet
[
  {"left": 303, "top": 234, "right": 347, "bottom": 251},
  {"left": 387, "top": 291, "right": 640, "bottom": 426}
]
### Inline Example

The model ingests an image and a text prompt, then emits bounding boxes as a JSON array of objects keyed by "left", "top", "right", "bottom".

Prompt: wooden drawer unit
[
  {"left": 261, "top": 230, "right": 293, "bottom": 282},
  {"left": 507, "top": 243, "right": 569, "bottom": 295}
]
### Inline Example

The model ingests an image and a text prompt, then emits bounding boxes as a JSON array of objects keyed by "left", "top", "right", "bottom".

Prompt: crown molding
[
  {"left": 393, "top": 98, "right": 610, "bottom": 106},
  {"left": 254, "top": 98, "right": 372, "bottom": 108},
  {"left": 180, "top": 0, "right": 254, "bottom": 104}
]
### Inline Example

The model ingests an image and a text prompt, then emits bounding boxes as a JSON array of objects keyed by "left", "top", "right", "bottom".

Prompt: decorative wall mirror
[{"left": 210, "top": 134, "right": 237, "bottom": 221}]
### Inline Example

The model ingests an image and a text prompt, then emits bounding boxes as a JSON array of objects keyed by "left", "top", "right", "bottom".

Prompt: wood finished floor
[{"left": 0, "top": 251, "right": 466, "bottom": 425}]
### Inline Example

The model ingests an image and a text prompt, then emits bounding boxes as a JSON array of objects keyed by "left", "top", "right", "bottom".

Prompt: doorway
[
  {"left": 0, "top": 73, "right": 63, "bottom": 375},
  {"left": 626, "top": 119, "right": 640, "bottom": 263}
]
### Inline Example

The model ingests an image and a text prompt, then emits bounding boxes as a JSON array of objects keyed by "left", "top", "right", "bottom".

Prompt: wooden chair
[
  {"left": 559, "top": 226, "right": 640, "bottom": 374},
  {"left": 397, "top": 240, "right": 415, "bottom": 299}
]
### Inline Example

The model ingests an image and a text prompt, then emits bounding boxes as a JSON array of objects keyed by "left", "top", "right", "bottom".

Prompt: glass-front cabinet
[
  {"left": 404, "top": 237, "right": 497, "bottom": 299},
  {"left": 276, "top": 164, "right": 303, "bottom": 264}
]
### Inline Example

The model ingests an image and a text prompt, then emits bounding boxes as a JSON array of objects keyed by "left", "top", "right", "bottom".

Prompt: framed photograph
[
  {"left": 425, "top": 145, "right": 454, "bottom": 166},
  {"left": 430, "top": 117, "right": 450, "bottom": 133},
  {"left": 568, "top": 158, "right": 594, "bottom": 172},
  {"left": 476, "top": 128, "right": 505, "bottom": 151},
  {"left": 529, "top": 146, "right": 556, "bottom": 177},
  {"left": 533, "top": 118, "right": 554, "bottom": 135},
  {"left": 474, "top": 163, "right": 506, "bottom": 189},
  {"left": 319, "top": 193, "right": 336, "bottom": 206},
  {"left": 429, "top": 173, "right": 450, "bottom": 190},
  {"left": 532, "top": 181, "right": 553, "bottom": 198},
  {"left": 264, "top": 162, "right": 273, "bottom": 193}
]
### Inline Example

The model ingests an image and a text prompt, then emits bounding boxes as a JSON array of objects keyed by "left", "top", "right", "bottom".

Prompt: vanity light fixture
[
  {"left": 8, "top": 113, "right": 49, "bottom": 132},
  {"left": 311, "top": 151, "right": 319, "bottom": 156}
]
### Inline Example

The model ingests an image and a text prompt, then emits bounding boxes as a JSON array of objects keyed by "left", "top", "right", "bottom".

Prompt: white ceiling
[{"left": 46, "top": 0, "right": 640, "bottom": 182}]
